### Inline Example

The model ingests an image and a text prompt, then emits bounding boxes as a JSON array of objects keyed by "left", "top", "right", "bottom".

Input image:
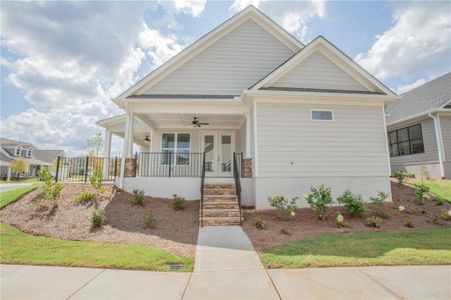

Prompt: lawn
[
  {"left": 0, "top": 223, "right": 193, "bottom": 272},
  {"left": 407, "top": 179, "right": 451, "bottom": 202},
  {"left": 260, "top": 229, "right": 451, "bottom": 269},
  {"left": 0, "top": 185, "right": 40, "bottom": 209}
]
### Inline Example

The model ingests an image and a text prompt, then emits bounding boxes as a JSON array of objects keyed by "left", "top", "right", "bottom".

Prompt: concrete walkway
[{"left": 0, "top": 183, "right": 33, "bottom": 192}]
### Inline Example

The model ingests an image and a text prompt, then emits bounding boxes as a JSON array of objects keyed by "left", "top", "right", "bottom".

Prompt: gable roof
[
  {"left": 0, "top": 138, "right": 36, "bottom": 149},
  {"left": 33, "top": 150, "right": 64, "bottom": 163},
  {"left": 250, "top": 36, "right": 397, "bottom": 96},
  {"left": 114, "top": 5, "right": 303, "bottom": 105},
  {"left": 386, "top": 72, "right": 451, "bottom": 124}
]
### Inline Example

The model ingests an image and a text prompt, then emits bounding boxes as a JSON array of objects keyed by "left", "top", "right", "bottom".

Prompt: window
[
  {"left": 311, "top": 109, "right": 333, "bottom": 121},
  {"left": 27, "top": 149, "right": 32, "bottom": 158},
  {"left": 388, "top": 124, "right": 424, "bottom": 157},
  {"left": 161, "top": 133, "right": 191, "bottom": 165},
  {"left": 15, "top": 146, "right": 21, "bottom": 156}
]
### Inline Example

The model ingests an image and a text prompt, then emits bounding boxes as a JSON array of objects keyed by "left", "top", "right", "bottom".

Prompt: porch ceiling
[{"left": 136, "top": 113, "right": 245, "bottom": 129}]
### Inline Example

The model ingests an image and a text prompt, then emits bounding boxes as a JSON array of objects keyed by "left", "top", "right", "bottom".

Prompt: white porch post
[
  {"left": 119, "top": 111, "right": 134, "bottom": 188},
  {"left": 245, "top": 111, "right": 251, "bottom": 158},
  {"left": 6, "top": 167, "right": 11, "bottom": 181},
  {"left": 103, "top": 129, "right": 112, "bottom": 180}
]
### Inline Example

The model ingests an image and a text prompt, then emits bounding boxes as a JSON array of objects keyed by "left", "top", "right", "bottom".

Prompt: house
[
  {"left": 0, "top": 138, "right": 64, "bottom": 180},
  {"left": 386, "top": 72, "right": 451, "bottom": 179},
  {"left": 97, "top": 6, "right": 399, "bottom": 224}
]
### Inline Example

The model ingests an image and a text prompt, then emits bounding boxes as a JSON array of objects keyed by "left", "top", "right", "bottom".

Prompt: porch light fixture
[{"left": 144, "top": 135, "right": 150, "bottom": 143}]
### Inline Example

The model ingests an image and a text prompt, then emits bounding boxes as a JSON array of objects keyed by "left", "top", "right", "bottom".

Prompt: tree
[
  {"left": 10, "top": 158, "right": 28, "bottom": 180},
  {"left": 86, "top": 132, "right": 103, "bottom": 157}
]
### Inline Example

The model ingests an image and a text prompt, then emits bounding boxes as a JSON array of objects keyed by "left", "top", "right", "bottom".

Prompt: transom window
[
  {"left": 311, "top": 109, "right": 334, "bottom": 121},
  {"left": 161, "top": 133, "right": 191, "bottom": 165},
  {"left": 388, "top": 124, "right": 424, "bottom": 157}
]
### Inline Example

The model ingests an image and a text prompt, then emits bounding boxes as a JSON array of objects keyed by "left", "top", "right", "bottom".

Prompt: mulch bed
[
  {"left": 242, "top": 180, "right": 451, "bottom": 251},
  {"left": 0, "top": 184, "right": 199, "bottom": 257}
]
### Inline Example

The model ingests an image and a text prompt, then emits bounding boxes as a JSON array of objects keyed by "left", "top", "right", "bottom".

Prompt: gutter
[{"left": 428, "top": 112, "right": 445, "bottom": 179}]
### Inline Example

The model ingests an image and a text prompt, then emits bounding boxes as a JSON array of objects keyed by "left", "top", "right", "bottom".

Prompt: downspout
[{"left": 428, "top": 113, "right": 445, "bottom": 179}]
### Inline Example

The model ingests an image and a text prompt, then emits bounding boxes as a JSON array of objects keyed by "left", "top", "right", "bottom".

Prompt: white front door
[{"left": 201, "top": 131, "right": 235, "bottom": 177}]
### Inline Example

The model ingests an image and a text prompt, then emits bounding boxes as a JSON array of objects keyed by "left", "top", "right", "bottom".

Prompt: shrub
[
  {"left": 305, "top": 185, "right": 333, "bottom": 221},
  {"left": 337, "top": 190, "right": 365, "bottom": 216},
  {"left": 131, "top": 189, "right": 144, "bottom": 206},
  {"left": 89, "top": 167, "right": 105, "bottom": 195},
  {"left": 91, "top": 209, "right": 105, "bottom": 228},
  {"left": 172, "top": 194, "right": 186, "bottom": 210},
  {"left": 336, "top": 214, "right": 345, "bottom": 228},
  {"left": 370, "top": 191, "right": 389, "bottom": 218},
  {"left": 253, "top": 217, "right": 265, "bottom": 230},
  {"left": 267, "top": 195, "right": 298, "bottom": 220},
  {"left": 143, "top": 209, "right": 156, "bottom": 228},
  {"left": 366, "top": 216, "right": 383, "bottom": 228},
  {"left": 420, "top": 166, "right": 430, "bottom": 180},
  {"left": 75, "top": 191, "right": 96, "bottom": 203},
  {"left": 414, "top": 183, "right": 431, "bottom": 204},
  {"left": 392, "top": 170, "right": 407, "bottom": 184},
  {"left": 36, "top": 168, "right": 63, "bottom": 209}
]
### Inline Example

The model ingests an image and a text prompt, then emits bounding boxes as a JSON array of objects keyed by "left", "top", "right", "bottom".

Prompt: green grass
[
  {"left": 260, "top": 229, "right": 451, "bottom": 269},
  {"left": 0, "top": 223, "right": 193, "bottom": 272},
  {"left": 0, "top": 185, "right": 40, "bottom": 209},
  {"left": 407, "top": 179, "right": 451, "bottom": 202},
  {"left": 1, "top": 178, "right": 40, "bottom": 184}
]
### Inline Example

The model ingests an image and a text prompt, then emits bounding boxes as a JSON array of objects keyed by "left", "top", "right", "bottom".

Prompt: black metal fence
[
  {"left": 54, "top": 156, "right": 118, "bottom": 182},
  {"left": 137, "top": 152, "right": 204, "bottom": 177}
]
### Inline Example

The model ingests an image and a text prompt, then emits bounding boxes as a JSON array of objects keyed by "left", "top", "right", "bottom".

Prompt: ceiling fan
[{"left": 192, "top": 117, "right": 209, "bottom": 127}]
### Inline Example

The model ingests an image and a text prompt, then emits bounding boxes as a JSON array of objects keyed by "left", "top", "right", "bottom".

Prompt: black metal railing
[
  {"left": 233, "top": 152, "right": 243, "bottom": 224},
  {"left": 54, "top": 156, "right": 118, "bottom": 182},
  {"left": 137, "top": 152, "right": 204, "bottom": 177},
  {"left": 200, "top": 152, "right": 206, "bottom": 227}
]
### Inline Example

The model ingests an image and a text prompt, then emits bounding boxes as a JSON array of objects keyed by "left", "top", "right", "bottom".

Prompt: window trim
[
  {"left": 160, "top": 132, "right": 191, "bottom": 166},
  {"left": 310, "top": 109, "right": 334, "bottom": 121},
  {"left": 388, "top": 124, "right": 425, "bottom": 157},
  {"left": 26, "top": 149, "right": 32, "bottom": 158},
  {"left": 15, "top": 146, "right": 22, "bottom": 156}
]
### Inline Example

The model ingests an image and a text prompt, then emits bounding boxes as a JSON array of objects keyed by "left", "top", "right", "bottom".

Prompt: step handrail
[{"left": 232, "top": 152, "right": 243, "bottom": 224}]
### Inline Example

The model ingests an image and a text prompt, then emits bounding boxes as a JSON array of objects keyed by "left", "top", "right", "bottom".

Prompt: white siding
[
  {"left": 270, "top": 52, "right": 367, "bottom": 91},
  {"left": 143, "top": 20, "right": 294, "bottom": 95},
  {"left": 255, "top": 102, "right": 389, "bottom": 177},
  {"left": 236, "top": 121, "right": 246, "bottom": 153}
]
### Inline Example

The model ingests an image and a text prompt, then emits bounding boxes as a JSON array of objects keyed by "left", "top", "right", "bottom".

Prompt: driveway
[
  {"left": 0, "top": 183, "right": 33, "bottom": 192},
  {"left": 1, "top": 226, "right": 450, "bottom": 299}
]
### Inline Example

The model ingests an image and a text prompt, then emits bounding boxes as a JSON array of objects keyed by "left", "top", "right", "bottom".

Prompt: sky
[{"left": 1, "top": 0, "right": 451, "bottom": 156}]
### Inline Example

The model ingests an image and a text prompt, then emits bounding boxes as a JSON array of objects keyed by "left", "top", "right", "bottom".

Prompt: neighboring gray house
[
  {"left": 98, "top": 4, "right": 398, "bottom": 225},
  {"left": 386, "top": 72, "right": 451, "bottom": 179},
  {"left": 0, "top": 138, "right": 64, "bottom": 180}
]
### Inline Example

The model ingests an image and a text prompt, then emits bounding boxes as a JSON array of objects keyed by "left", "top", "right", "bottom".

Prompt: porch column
[
  {"left": 103, "top": 129, "right": 112, "bottom": 180},
  {"left": 119, "top": 111, "right": 134, "bottom": 188},
  {"left": 245, "top": 111, "right": 251, "bottom": 158},
  {"left": 6, "top": 167, "right": 11, "bottom": 181}
]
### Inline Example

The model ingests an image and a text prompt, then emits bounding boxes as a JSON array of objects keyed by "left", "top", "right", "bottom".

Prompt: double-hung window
[
  {"left": 161, "top": 133, "right": 191, "bottom": 165},
  {"left": 388, "top": 124, "right": 424, "bottom": 157}
]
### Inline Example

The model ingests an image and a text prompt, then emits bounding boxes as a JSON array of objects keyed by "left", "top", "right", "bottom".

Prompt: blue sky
[{"left": 1, "top": 0, "right": 450, "bottom": 155}]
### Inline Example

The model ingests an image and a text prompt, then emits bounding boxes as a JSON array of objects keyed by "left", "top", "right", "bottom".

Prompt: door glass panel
[
  {"left": 204, "top": 135, "right": 215, "bottom": 172},
  {"left": 221, "top": 135, "right": 232, "bottom": 172}
]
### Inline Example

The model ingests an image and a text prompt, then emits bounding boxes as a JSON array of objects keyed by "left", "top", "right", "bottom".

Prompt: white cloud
[
  {"left": 173, "top": 0, "right": 207, "bottom": 17},
  {"left": 1, "top": 1, "right": 192, "bottom": 155},
  {"left": 230, "top": 0, "right": 326, "bottom": 42},
  {"left": 355, "top": 2, "right": 451, "bottom": 81},
  {"left": 395, "top": 78, "right": 427, "bottom": 95}
]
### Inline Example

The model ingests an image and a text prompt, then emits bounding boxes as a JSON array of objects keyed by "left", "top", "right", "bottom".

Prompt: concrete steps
[{"left": 201, "top": 184, "right": 242, "bottom": 226}]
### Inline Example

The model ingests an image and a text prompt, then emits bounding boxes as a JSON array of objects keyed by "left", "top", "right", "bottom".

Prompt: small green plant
[
  {"left": 75, "top": 191, "right": 96, "bottom": 203},
  {"left": 370, "top": 191, "right": 389, "bottom": 218},
  {"left": 404, "top": 220, "right": 414, "bottom": 228},
  {"left": 172, "top": 194, "right": 186, "bottom": 210},
  {"left": 435, "top": 197, "right": 446, "bottom": 206},
  {"left": 366, "top": 216, "right": 383, "bottom": 228},
  {"left": 420, "top": 165, "right": 430, "bottom": 180},
  {"left": 91, "top": 209, "right": 105, "bottom": 228},
  {"left": 131, "top": 189, "right": 144, "bottom": 206},
  {"left": 305, "top": 185, "right": 333, "bottom": 221},
  {"left": 267, "top": 195, "right": 298, "bottom": 220},
  {"left": 336, "top": 213, "right": 345, "bottom": 228},
  {"left": 414, "top": 183, "right": 431, "bottom": 204},
  {"left": 392, "top": 170, "right": 407, "bottom": 184},
  {"left": 36, "top": 168, "right": 63, "bottom": 209},
  {"left": 337, "top": 190, "right": 365, "bottom": 216},
  {"left": 253, "top": 217, "right": 265, "bottom": 230},
  {"left": 143, "top": 209, "right": 156, "bottom": 228},
  {"left": 439, "top": 210, "right": 451, "bottom": 221},
  {"left": 89, "top": 167, "right": 105, "bottom": 196}
]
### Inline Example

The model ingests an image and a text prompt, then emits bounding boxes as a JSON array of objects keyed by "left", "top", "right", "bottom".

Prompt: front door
[{"left": 201, "top": 131, "right": 235, "bottom": 177}]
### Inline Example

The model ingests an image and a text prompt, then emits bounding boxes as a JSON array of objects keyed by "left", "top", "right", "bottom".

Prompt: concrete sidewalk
[{"left": 0, "top": 183, "right": 33, "bottom": 192}]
